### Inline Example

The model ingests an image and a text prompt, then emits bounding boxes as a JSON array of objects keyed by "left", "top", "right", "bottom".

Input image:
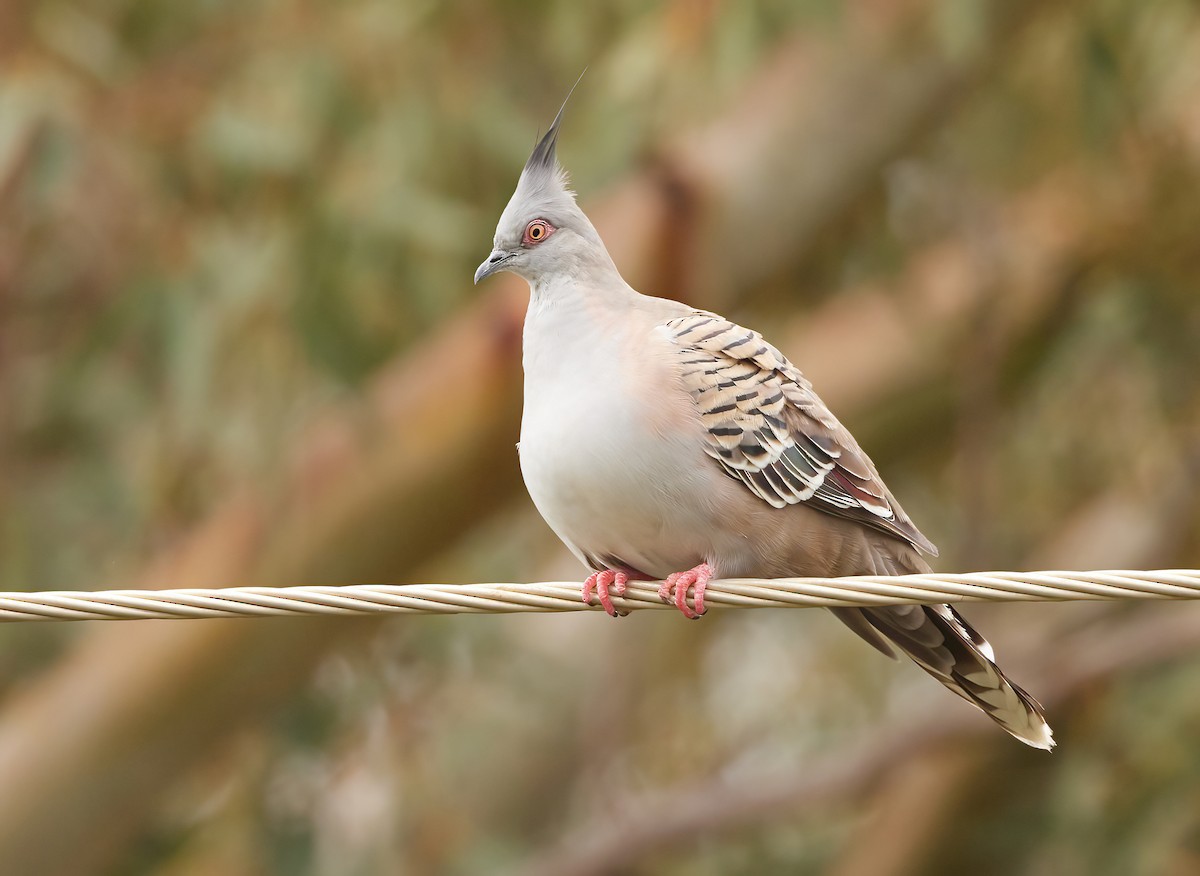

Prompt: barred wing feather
[{"left": 663, "top": 311, "right": 938, "bottom": 557}]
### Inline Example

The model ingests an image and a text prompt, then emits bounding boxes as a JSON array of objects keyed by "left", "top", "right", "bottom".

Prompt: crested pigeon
[{"left": 473, "top": 91, "right": 1053, "bottom": 750}]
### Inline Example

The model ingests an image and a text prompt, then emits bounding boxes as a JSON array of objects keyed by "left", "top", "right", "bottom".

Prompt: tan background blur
[{"left": 2, "top": 1, "right": 1200, "bottom": 874}]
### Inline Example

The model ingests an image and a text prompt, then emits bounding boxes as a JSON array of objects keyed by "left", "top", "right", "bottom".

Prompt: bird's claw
[
  {"left": 583, "top": 569, "right": 629, "bottom": 617},
  {"left": 658, "top": 563, "right": 712, "bottom": 619}
]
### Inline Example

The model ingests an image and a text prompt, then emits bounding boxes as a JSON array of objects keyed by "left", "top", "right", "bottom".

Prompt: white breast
[{"left": 518, "top": 293, "right": 714, "bottom": 576}]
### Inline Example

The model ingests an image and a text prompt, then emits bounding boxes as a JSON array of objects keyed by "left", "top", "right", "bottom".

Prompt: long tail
[{"left": 831, "top": 538, "right": 1054, "bottom": 750}]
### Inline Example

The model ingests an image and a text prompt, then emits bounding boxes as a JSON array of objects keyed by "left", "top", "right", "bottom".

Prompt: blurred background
[{"left": 2, "top": 0, "right": 1200, "bottom": 873}]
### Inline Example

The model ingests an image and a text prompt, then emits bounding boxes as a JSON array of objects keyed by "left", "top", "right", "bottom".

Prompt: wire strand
[{"left": 0, "top": 570, "right": 1197, "bottom": 623}]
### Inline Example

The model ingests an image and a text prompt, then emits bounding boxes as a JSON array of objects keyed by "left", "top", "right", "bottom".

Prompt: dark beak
[{"left": 473, "top": 250, "right": 514, "bottom": 285}]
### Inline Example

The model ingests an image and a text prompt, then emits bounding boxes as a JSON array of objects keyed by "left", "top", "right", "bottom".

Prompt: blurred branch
[
  {"left": 666, "top": 0, "right": 1057, "bottom": 304},
  {"left": 782, "top": 166, "right": 1131, "bottom": 415}
]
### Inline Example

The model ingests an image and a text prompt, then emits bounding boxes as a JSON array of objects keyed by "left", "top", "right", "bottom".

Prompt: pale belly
[{"left": 518, "top": 351, "right": 717, "bottom": 578}]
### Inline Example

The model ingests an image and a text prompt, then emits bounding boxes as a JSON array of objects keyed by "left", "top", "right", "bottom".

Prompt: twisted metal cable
[{"left": 0, "top": 570, "right": 1197, "bottom": 623}]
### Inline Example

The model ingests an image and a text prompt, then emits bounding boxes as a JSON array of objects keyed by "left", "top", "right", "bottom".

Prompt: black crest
[{"left": 523, "top": 69, "right": 587, "bottom": 177}]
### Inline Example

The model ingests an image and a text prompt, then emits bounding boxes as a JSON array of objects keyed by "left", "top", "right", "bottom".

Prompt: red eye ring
[{"left": 523, "top": 219, "right": 554, "bottom": 245}]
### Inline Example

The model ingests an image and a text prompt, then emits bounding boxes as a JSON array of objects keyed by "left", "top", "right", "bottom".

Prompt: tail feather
[
  {"left": 832, "top": 538, "right": 1054, "bottom": 750},
  {"left": 859, "top": 603, "right": 1053, "bottom": 749}
]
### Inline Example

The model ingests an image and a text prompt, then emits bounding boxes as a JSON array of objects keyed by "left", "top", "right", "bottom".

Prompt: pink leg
[
  {"left": 658, "top": 562, "right": 713, "bottom": 620},
  {"left": 582, "top": 569, "right": 629, "bottom": 617}
]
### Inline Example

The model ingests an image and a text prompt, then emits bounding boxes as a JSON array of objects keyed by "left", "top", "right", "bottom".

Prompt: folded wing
[{"left": 662, "top": 311, "right": 937, "bottom": 556}]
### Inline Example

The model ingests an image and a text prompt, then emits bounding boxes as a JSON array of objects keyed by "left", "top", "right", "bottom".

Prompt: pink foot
[
  {"left": 658, "top": 563, "right": 713, "bottom": 620},
  {"left": 583, "top": 569, "right": 629, "bottom": 617}
]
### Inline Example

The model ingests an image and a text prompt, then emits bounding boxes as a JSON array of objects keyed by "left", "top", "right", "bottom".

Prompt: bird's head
[{"left": 474, "top": 78, "right": 611, "bottom": 288}]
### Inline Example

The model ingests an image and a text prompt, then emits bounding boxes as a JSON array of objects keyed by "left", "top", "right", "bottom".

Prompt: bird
[{"left": 473, "top": 87, "right": 1053, "bottom": 750}]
